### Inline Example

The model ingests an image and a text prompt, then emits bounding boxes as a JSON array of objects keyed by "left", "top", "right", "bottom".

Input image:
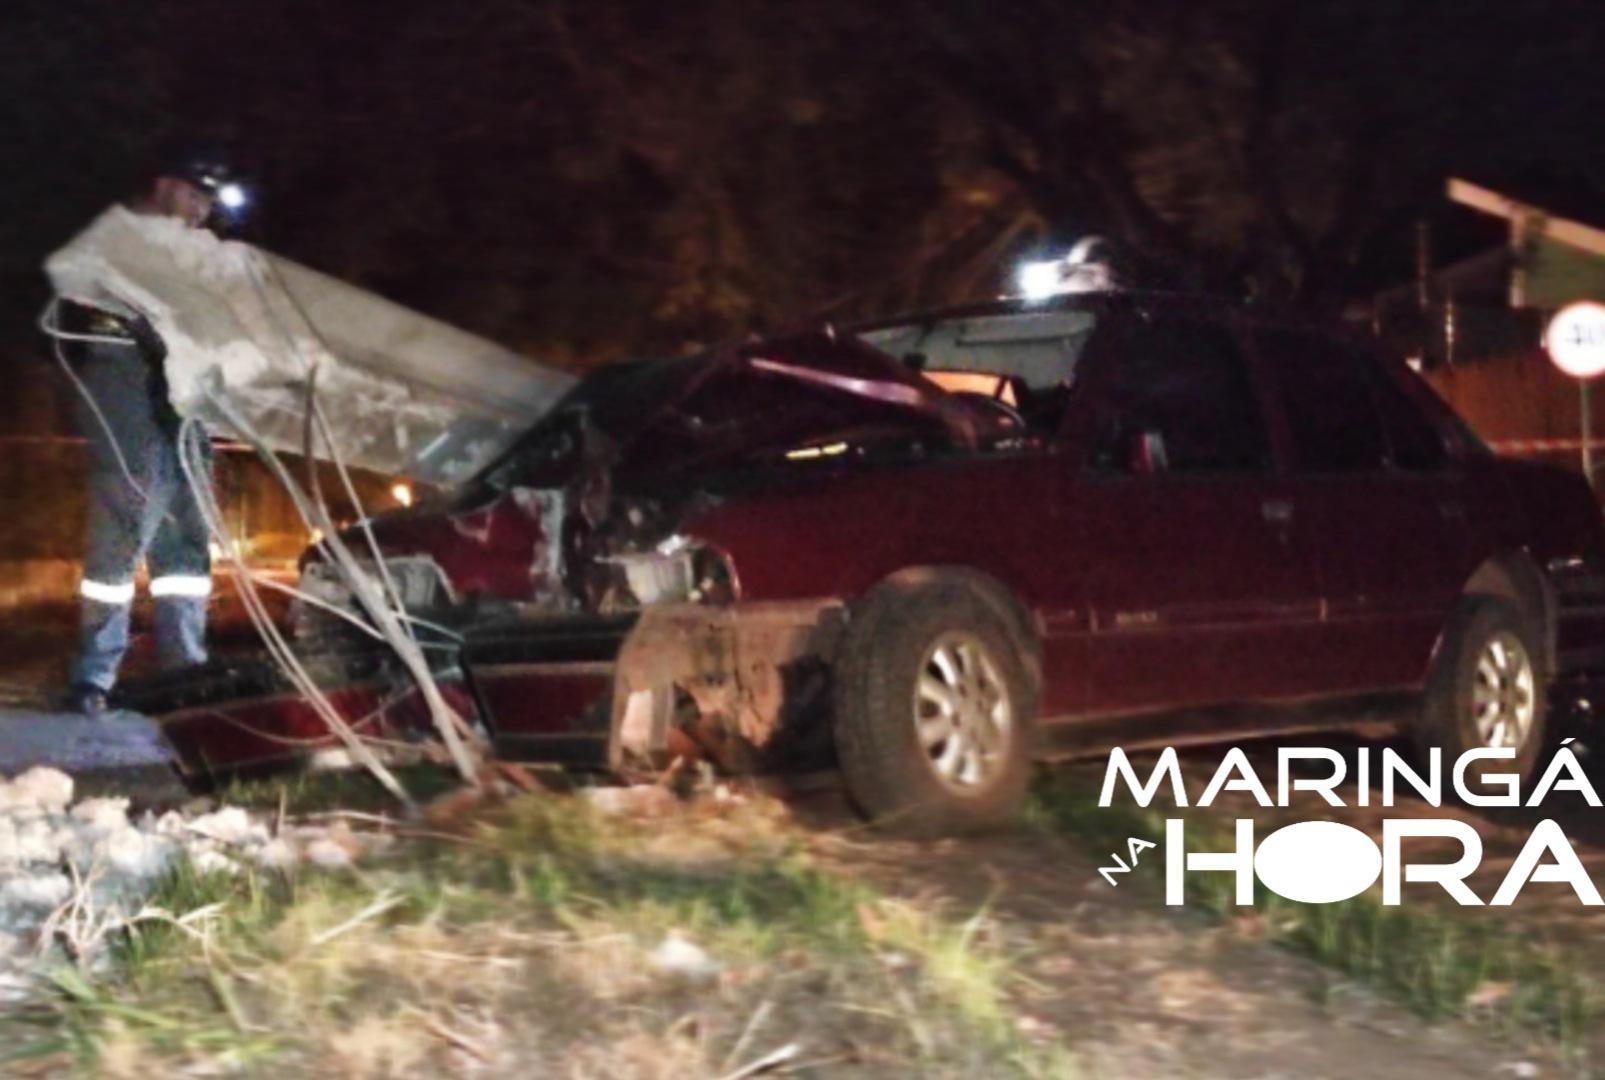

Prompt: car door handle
[
  {"left": 1262, "top": 498, "right": 1295, "bottom": 526},
  {"left": 1438, "top": 500, "right": 1466, "bottom": 521}
]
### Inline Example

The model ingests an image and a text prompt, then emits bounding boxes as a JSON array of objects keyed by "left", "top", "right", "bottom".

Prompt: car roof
[
  {"left": 844, "top": 289, "right": 1236, "bottom": 336},
  {"left": 843, "top": 290, "right": 1396, "bottom": 356}
]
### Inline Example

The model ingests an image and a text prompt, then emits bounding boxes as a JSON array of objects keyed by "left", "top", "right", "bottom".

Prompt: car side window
[
  {"left": 1255, "top": 329, "right": 1389, "bottom": 473},
  {"left": 1371, "top": 370, "right": 1450, "bottom": 470},
  {"left": 1086, "top": 314, "right": 1272, "bottom": 474}
]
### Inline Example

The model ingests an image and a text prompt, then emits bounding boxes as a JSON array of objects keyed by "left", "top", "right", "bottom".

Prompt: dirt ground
[
  {"left": 1176, "top": 737, "right": 1605, "bottom": 961},
  {"left": 0, "top": 607, "right": 1594, "bottom": 1077},
  {"left": 788, "top": 785, "right": 1564, "bottom": 1079}
]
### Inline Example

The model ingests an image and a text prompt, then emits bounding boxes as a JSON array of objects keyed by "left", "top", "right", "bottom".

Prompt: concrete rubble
[
  {"left": 648, "top": 932, "right": 723, "bottom": 984},
  {"left": 0, "top": 766, "right": 371, "bottom": 1005}
]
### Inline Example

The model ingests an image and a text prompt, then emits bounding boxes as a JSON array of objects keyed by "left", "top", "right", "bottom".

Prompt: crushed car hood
[
  {"left": 480, "top": 330, "right": 969, "bottom": 486},
  {"left": 327, "top": 331, "right": 987, "bottom": 610}
]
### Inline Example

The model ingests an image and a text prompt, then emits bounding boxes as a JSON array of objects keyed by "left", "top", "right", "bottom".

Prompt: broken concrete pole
[{"left": 46, "top": 206, "right": 573, "bottom": 484}]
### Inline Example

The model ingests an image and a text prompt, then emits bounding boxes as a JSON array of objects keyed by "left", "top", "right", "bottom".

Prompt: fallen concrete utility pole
[
  {"left": 46, "top": 206, "right": 574, "bottom": 485},
  {"left": 40, "top": 207, "right": 576, "bottom": 792}
]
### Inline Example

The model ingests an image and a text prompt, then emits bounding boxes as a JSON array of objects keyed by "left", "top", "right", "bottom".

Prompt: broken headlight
[{"left": 605, "top": 535, "right": 738, "bottom": 606}]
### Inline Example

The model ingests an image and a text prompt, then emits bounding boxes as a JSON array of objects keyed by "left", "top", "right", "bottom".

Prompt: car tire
[
  {"left": 833, "top": 577, "right": 1037, "bottom": 836},
  {"left": 1415, "top": 595, "right": 1547, "bottom": 794}
]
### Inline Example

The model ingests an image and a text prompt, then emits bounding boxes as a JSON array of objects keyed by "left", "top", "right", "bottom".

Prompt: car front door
[
  {"left": 1070, "top": 309, "right": 1325, "bottom": 716},
  {"left": 1252, "top": 328, "right": 1473, "bottom": 692}
]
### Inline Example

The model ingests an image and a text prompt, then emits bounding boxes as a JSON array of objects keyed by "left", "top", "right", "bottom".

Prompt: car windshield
[
  {"left": 463, "top": 355, "right": 704, "bottom": 497},
  {"left": 858, "top": 308, "right": 1098, "bottom": 431},
  {"left": 858, "top": 310, "right": 1096, "bottom": 389},
  {"left": 463, "top": 310, "right": 1100, "bottom": 499}
]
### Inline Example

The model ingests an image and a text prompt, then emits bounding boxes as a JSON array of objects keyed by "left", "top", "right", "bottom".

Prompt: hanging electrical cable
[
  {"left": 292, "top": 369, "right": 483, "bottom": 773},
  {"left": 251, "top": 254, "right": 483, "bottom": 761},
  {"left": 39, "top": 299, "right": 152, "bottom": 504},
  {"left": 225, "top": 251, "right": 484, "bottom": 781},
  {"left": 176, "top": 412, "right": 417, "bottom": 807},
  {"left": 241, "top": 255, "right": 419, "bottom": 645},
  {"left": 195, "top": 376, "right": 483, "bottom": 784}
]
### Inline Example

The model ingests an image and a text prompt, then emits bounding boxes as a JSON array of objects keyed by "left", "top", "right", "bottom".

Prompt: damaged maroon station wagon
[{"left": 126, "top": 291, "right": 1605, "bottom": 831}]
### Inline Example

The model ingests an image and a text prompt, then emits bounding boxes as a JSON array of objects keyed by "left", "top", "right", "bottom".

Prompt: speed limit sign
[{"left": 1547, "top": 301, "right": 1605, "bottom": 379}]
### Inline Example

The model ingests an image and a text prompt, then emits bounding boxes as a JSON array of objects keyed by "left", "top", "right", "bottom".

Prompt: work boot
[{"left": 64, "top": 683, "right": 109, "bottom": 717}]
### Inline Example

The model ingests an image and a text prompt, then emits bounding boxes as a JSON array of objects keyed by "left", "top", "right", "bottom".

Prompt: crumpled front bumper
[
  {"left": 120, "top": 599, "right": 842, "bottom": 783},
  {"left": 115, "top": 642, "right": 481, "bottom": 778}
]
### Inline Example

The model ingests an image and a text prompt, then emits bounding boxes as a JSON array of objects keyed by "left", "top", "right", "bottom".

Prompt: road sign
[
  {"left": 1545, "top": 301, "right": 1605, "bottom": 488},
  {"left": 1546, "top": 301, "right": 1605, "bottom": 379}
]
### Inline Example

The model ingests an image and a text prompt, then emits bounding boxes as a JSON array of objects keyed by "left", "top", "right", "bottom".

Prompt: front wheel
[
  {"left": 833, "top": 578, "right": 1036, "bottom": 835},
  {"left": 1415, "top": 595, "right": 1547, "bottom": 794}
]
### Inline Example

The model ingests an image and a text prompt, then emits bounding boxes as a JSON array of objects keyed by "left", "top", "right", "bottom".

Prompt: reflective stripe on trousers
[
  {"left": 80, "top": 578, "right": 136, "bottom": 605},
  {"left": 150, "top": 574, "right": 213, "bottom": 598}
]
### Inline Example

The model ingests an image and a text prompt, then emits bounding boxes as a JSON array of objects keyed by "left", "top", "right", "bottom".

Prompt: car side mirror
[{"left": 1127, "top": 428, "right": 1169, "bottom": 474}]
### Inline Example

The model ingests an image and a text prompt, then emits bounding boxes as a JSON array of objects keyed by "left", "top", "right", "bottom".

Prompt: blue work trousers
[{"left": 68, "top": 341, "right": 213, "bottom": 692}]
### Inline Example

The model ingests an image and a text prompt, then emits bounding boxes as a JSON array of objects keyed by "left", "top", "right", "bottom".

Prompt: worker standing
[{"left": 42, "top": 155, "right": 250, "bottom": 714}]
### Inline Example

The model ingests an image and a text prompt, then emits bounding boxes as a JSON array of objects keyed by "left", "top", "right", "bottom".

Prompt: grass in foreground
[
  {"left": 216, "top": 761, "right": 465, "bottom": 815},
  {"left": 2, "top": 780, "right": 1074, "bottom": 1078},
  {"left": 1029, "top": 767, "right": 1600, "bottom": 1053}
]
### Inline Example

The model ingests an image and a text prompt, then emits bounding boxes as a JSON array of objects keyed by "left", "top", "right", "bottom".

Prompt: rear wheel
[
  {"left": 1416, "top": 596, "right": 1547, "bottom": 793},
  {"left": 833, "top": 578, "right": 1036, "bottom": 835}
]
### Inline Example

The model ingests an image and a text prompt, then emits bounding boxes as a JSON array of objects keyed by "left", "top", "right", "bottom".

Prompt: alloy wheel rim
[
  {"left": 1471, "top": 630, "right": 1536, "bottom": 751},
  {"left": 913, "top": 631, "right": 1014, "bottom": 792}
]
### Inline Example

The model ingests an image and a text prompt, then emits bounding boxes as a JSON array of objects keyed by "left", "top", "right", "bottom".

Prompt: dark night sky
[{"left": 3, "top": 0, "right": 1603, "bottom": 379}]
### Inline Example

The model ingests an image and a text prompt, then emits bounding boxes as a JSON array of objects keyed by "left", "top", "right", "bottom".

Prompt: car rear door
[
  {"left": 1252, "top": 328, "right": 1473, "bottom": 692},
  {"left": 1070, "top": 308, "right": 1326, "bottom": 715}
]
